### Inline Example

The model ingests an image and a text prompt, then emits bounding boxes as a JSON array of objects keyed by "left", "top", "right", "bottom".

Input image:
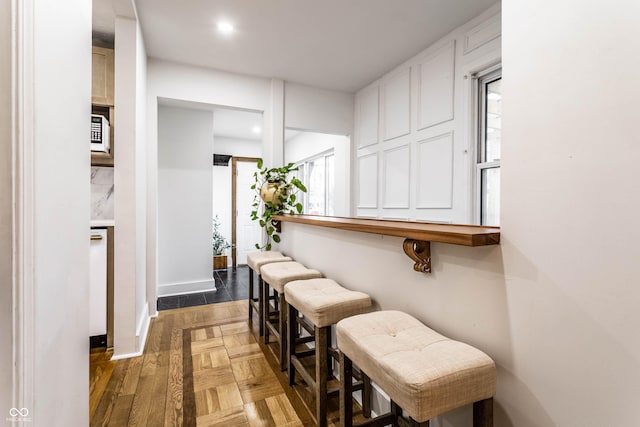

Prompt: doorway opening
[
  {"left": 231, "top": 157, "right": 261, "bottom": 267},
  {"left": 212, "top": 108, "right": 263, "bottom": 269}
]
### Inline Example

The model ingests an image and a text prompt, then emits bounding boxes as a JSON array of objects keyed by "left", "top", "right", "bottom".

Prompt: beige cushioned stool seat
[
  {"left": 285, "top": 278, "right": 372, "bottom": 328},
  {"left": 260, "top": 261, "right": 322, "bottom": 293},
  {"left": 337, "top": 310, "right": 496, "bottom": 423},
  {"left": 247, "top": 251, "right": 292, "bottom": 272}
]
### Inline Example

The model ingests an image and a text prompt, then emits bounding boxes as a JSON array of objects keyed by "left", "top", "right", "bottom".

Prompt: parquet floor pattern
[
  {"left": 90, "top": 300, "right": 309, "bottom": 426},
  {"left": 90, "top": 299, "right": 366, "bottom": 426}
]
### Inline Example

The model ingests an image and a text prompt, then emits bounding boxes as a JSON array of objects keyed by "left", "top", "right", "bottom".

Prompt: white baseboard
[
  {"left": 111, "top": 350, "right": 143, "bottom": 360},
  {"left": 157, "top": 279, "right": 217, "bottom": 297},
  {"left": 136, "top": 304, "right": 151, "bottom": 354}
]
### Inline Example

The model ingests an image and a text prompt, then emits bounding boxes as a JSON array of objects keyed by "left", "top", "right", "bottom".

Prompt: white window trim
[
  {"left": 473, "top": 65, "right": 502, "bottom": 225},
  {"left": 295, "top": 149, "right": 335, "bottom": 215}
]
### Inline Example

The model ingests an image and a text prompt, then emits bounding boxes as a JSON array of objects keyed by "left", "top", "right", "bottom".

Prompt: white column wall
[
  {"left": 114, "top": 15, "right": 149, "bottom": 357},
  {"left": 500, "top": 0, "right": 640, "bottom": 425},
  {"left": 1, "top": 0, "right": 92, "bottom": 423},
  {"left": 266, "top": 79, "right": 285, "bottom": 167},
  {"left": 0, "top": 0, "right": 13, "bottom": 414},
  {"left": 135, "top": 17, "right": 149, "bottom": 350},
  {"left": 157, "top": 106, "right": 214, "bottom": 295},
  {"left": 280, "top": 1, "right": 640, "bottom": 426},
  {"left": 34, "top": 0, "right": 91, "bottom": 422}
]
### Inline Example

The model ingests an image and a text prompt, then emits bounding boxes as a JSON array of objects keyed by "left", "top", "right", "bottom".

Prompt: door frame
[{"left": 231, "top": 156, "right": 260, "bottom": 268}]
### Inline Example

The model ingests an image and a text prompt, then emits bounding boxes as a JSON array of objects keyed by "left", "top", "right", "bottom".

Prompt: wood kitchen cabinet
[
  {"left": 91, "top": 46, "right": 115, "bottom": 167},
  {"left": 91, "top": 46, "right": 114, "bottom": 106}
]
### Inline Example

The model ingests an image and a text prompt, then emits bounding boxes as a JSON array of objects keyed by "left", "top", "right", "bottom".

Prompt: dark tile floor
[{"left": 157, "top": 265, "right": 252, "bottom": 311}]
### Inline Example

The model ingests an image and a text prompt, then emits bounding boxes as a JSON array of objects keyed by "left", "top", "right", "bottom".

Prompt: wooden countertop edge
[{"left": 273, "top": 215, "right": 500, "bottom": 247}]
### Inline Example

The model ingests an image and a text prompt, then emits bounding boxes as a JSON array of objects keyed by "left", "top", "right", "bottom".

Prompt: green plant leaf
[
  {"left": 250, "top": 184, "right": 255, "bottom": 190},
  {"left": 259, "top": 220, "right": 265, "bottom": 227},
  {"left": 255, "top": 243, "right": 260, "bottom": 249},
  {"left": 266, "top": 243, "right": 272, "bottom": 251},
  {"left": 267, "top": 226, "right": 274, "bottom": 236},
  {"left": 292, "top": 178, "right": 307, "bottom": 192},
  {"left": 257, "top": 158, "right": 263, "bottom": 169},
  {"left": 290, "top": 194, "right": 296, "bottom": 203},
  {"left": 295, "top": 203, "right": 303, "bottom": 213},
  {"left": 272, "top": 234, "right": 281, "bottom": 243}
]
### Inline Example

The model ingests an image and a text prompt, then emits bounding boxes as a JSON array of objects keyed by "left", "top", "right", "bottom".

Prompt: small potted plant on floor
[
  {"left": 212, "top": 215, "right": 231, "bottom": 270},
  {"left": 251, "top": 159, "right": 307, "bottom": 250}
]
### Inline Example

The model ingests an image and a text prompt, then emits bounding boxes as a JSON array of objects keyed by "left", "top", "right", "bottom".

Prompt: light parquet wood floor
[{"left": 90, "top": 300, "right": 367, "bottom": 426}]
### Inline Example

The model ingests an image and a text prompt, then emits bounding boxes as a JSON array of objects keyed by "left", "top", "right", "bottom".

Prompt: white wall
[
  {"left": 280, "top": 1, "right": 640, "bottom": 426},
  {"left": 212, "top": 135, "right": 262, "bottom": 262},
  {"left": 284, "top": 82, "right": 354, "bottom": 136},
  {"left": 114, "top": 15, "right": 149, "bottom": 357},
  {"left": 284, "top": 131, "right": 351, "bottom": 216},
  {"left": 146, "top": 61, "right": 352, "bottom": 300},
  {"left": 135, "top": 17, "right": 149, "bottom": 353},
  {"left": 0, "top": 0, "right": 91, "bottom": 423},
  {"left": 158, "top": 106, "right": 214, "bottom": 295},
  {"left": 354, "top": 4, "right": 501, "bottom": 223},
  {"left": 500, "top": 1, "right": 640, "bottom": 425},
  {"left": 0, "top": 0, "right": 13, "bottom": 416},
  {"left": 146, "top": 60, "right": 273, "bottom": 304}
]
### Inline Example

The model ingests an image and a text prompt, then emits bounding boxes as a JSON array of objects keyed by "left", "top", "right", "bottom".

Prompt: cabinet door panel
[
  {"left": 92, "top": 47, "right": 114, "bottom": 106},
  {"left": 89, "top": 229, "right": 107, "bottom": 336}
]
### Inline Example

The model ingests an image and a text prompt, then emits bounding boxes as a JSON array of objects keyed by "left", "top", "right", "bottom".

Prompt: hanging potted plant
[
  {"left": 250, "top": 159, "right": 307, "bottom": 250},
  {"left": 212, "top": 215, "right": 231, "bottom": 270}
]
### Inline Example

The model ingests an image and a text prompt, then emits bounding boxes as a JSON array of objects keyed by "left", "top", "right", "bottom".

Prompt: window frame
[
  {"left": 295, "top": 148, "right": 335, "bottom": 216},
  {"left": 474, "top": 65, "right": 502, "bottom": 226}
]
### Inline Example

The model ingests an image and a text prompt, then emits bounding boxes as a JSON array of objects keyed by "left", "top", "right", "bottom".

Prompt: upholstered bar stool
[
  {"left": 337, "top": 311, "right": 497, "bottom": 427},
  {"left": 246, "top": 251, "right": 292, "bottom": 336},
  {"left": 260, "top": 261, "right": 322, "bottom": 370},
  {"left": 285, "top": 278, "right": 372, "bottom": 427}
]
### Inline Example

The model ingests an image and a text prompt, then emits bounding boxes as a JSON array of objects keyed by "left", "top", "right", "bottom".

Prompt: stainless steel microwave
[{"left": 91, "top": 114, "right": 110, "bottom": 153}]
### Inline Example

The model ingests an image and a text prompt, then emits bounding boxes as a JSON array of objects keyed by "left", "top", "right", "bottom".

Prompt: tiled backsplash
[{"left": 91, "top": 166, "right": 114, "bottom": 220}]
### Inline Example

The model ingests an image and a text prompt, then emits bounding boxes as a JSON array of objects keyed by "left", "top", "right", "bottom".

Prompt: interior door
[{"left": 233, "top": 158, "right": 262, "bottom": 266}]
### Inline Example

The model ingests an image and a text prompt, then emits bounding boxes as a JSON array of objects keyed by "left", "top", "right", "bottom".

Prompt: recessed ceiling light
[
  {"left": 217, "top": 21, "right": 235, "bottom": 36},
  {"left": 252, "top": 126, "right": 262, "bottom": 134}
]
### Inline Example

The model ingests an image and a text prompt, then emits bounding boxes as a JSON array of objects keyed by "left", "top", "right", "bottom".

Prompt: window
[
  {"left": 298, "top": 151, "right": 335, "bottom": 216},
  {"left": 476, "top": 67, "right": 501, "bottom": 226}
]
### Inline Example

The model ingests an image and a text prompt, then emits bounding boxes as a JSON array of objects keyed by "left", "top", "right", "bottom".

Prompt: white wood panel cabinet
[{"left": 89, "top": 228, "right": 107, "bottom": 336}]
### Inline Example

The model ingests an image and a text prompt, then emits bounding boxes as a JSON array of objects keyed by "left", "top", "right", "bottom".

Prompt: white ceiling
[
  {"left": 212, "top": 109, "right": 263, "bottom": 141},
  {"left": 96, "top": 0, "right": 498, "bottom": 93}
]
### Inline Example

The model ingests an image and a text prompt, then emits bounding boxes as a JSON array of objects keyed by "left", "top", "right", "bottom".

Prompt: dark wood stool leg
[
  {"left": 391, "top": 400, "right": 402, "bottom": 426},
  {"left": 263, "top": 281, "right": 270, "bottom": 345},
  {"left": 362, "top": 372, "right": 371, "bottom": 418},
  {"left": 288, "top": 303, "right": 298, "bottom": 385},
  {"left": 473, "top": 398, "right": 493, "bottom": 427},
  {"left": 258, "top": 276, "right": 264, "bottom": 336},
  {"left": 316, "top": 326, "right": 329, "bottom": 427},
  {"left": 326, "top": 326, "right": 333, "bottom": 379},
  {"left": 278, "top": 292, "right": 287, "bottom": 371},
  {"left": 248, "top": 268, "right": 254, "bottom": 322},
  {"left": 339, "top": 352, "right": 353, "bottom": 427}
]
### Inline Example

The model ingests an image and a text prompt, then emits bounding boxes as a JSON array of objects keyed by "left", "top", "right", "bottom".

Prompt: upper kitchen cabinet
[
  {"left": 92, "top": 46, "right": 114, "bottom": 106},
  {"left": 91, "top": 46, "right": 114, "bottom": 166}
]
